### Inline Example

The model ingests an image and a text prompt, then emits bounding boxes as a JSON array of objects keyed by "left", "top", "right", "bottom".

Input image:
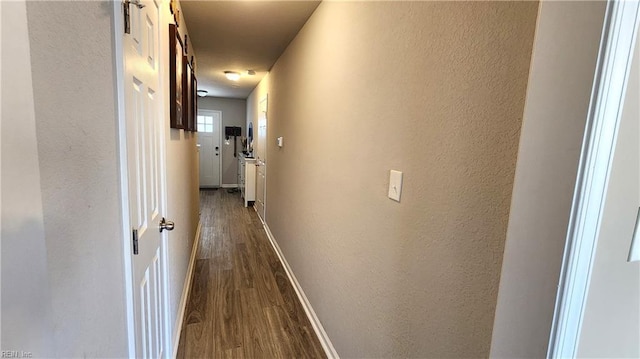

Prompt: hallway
[{"left": 176, "top": 190, "right": 326, "bottom": 358}]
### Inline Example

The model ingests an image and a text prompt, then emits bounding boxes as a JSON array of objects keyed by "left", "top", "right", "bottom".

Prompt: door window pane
[{"left": 197, "top": 115, "right": 212, "bottom": 133}]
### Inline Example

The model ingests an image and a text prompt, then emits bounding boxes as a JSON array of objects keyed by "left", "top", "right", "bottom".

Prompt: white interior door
[
  {"left": 255, "top": 96, "right": 267, "bottom": 221},
  {"left": 197, "top": 111, "right": 221, "bottom": 188},
  {"left": 121, "top": 0, "right": 169, "bottom": 357}
]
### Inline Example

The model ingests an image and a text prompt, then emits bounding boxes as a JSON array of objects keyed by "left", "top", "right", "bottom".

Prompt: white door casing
[
  {"left": 548, "top": 1, "right": 640, "bottom": 357},
  {"left": 255, "top": 96, "right": 268, "bottom": 222},
  {"left": 115, "top": 0, "right": 170, "bottom": 357},
  {"left": 197, "top": 110, "right": 222, "bottom": 188}
]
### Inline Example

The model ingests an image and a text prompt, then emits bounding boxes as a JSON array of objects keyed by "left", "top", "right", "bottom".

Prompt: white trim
[
  {"left": 171, "top": 221, "right": 202, "bottom": 359},
  {"left": 548, "top": 1, "right": 640, "bottom": 357},
  {"left": 261, "top": 222, "right": 340, "bottom": 359},
  {"left": 111, "top": 1, "right": 136, "bottom": 357},
  {"left": 221, "top": 184, "right": 238, "bottom": 189}
]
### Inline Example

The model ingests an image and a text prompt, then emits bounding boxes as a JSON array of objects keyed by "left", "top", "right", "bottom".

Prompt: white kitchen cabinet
[{"left": 238, "top": 155, "right": 256, "bottom": 207}]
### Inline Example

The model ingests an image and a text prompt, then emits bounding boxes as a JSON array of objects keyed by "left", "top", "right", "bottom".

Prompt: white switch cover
[
  {"left": 277, "top": 136, "right": 284, "bottom": 147},
  {"left": 388, "top": 170, "right": 403, "bottom": 202}
]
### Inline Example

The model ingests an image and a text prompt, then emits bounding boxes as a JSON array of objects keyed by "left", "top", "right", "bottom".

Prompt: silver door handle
[{"left": 159, "top": 217, "right": 175, "bottom": 232}]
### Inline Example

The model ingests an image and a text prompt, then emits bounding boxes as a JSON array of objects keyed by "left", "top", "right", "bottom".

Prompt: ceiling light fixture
[
  {"left": 224, "top": 71, "right": 240, "bottom": 81},
  {"left": 247, "top": 70, "right": 256, "bottom": 76},
  {"left": 196, "top": 90, "right": 208, "bottom": 97}
]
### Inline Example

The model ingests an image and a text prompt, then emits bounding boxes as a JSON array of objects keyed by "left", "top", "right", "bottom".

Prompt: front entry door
[
  {"left": 255, "top": 96, "right": 267, "bottom": 221},
  {"left": 197, "top": 111, "right": 221, "bottom": 188},
  {"left": 121, "top": 0, "right": 169, "bottom": 357}
]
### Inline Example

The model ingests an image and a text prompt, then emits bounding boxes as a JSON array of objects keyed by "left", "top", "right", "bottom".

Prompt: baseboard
[
  {"left": 172, "top": 221, "right": 202, "bottom": 359},
  {"left": 221, "top": 184, "right": 238, "bottom": 189},
  {"left": 262, "top": 223, "right": 340, "bottom": 359}
]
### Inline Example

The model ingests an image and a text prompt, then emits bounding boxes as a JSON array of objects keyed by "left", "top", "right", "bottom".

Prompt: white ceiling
[{"left": 181, "top": 0, "right": 321, "bottom": 99}]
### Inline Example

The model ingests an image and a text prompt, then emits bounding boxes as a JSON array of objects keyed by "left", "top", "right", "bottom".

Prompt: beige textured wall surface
[
  {"left": 25, "top": 1, "right": 129, "bottom": 356},
  {"left": 1, "top": 1, "right": 56, "bottom": 355},
  {"left": 490, "top": 1, "right": 607, "bottom": 357},
  {"left": 17, "top": 0, "right": 200, "bottom": 355},
  {"left": 252, "top": 2, "right": 538, "bottom": 357},
  {"left": 166, "top": 127, "right": 200, "bottom": 346},
  {"left": 577, "top": 35, "right": 640, "bottom": 358},
  {"left": 198, "top": 97, "right": 247, "bottom": 185},
  {"left": 163, "top": 0, "right": 201, "bottom": 348},
  {"left": 247, "top": 73, "right": 269, "bottom": 149}
]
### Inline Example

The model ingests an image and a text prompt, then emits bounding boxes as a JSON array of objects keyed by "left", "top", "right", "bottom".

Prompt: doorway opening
[{"left": 197, "top": 110, "right": 222, "bottom": 188}]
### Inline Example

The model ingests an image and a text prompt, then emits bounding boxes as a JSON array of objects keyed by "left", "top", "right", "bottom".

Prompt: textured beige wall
[
  {"left": 166, "top": 127, "right": 200, "bottom": 348},
  {"left": 490, "top": 1, "right": 607, "bottom": 357},
  {"left": 247, "top": 74, "right": 268, "bottom": 150},
  {"left": 163, "top": 0, "right": 201, "bottom": 349},
  {"left": 577, "top": 35, "right": 640, "bottom": 358},
  {"left": 1, "top": 1, "right": 56, "bottom": 355},
  {"left": 198, "top": 97, "right": 247, "bottom": 185},
  {"left": 17, "top": 0, "right": 200, "bottom": 355},
  {"left": 26, "top": 2, "right": 129, "bottom": 356},
  {"left": 250, "top": 2, "right": 538, "bottom": 357}
]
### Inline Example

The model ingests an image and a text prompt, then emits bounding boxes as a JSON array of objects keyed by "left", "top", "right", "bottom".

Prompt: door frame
[
  {"left": 197, "top": 109, "right": 223, "bottom": 188},
  {"left": 112, "top": 1, "right": 172, "bottom": 357},
  {"left": 547, "top": 1, "right": 640, "bottom": 357},
  {"left": 257, "top": 95, "right": 268, "bottom": 221}
]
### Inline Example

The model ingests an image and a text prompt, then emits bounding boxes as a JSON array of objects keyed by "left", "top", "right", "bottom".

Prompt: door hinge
[
  {"left": 123, "top": 1, "right": 131, "bottom": 34},
  {"left": 123, "top": 0, "right": 131, "bottom": 34},
  {"left": 132, "top": 228, "right": 139, "bottom": 255},
  {"left": 123, "top": 0, "right": 145, "bottom": 35}
]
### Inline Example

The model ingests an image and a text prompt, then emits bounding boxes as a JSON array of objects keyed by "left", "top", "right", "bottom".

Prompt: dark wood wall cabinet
[
  {"left": 185, "top": 62, "right": 197, "bottom": 132},
  {"left": 169, "top": 23, "right": 197, "bottom": 131}
]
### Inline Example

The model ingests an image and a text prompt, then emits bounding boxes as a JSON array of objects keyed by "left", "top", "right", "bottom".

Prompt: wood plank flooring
[{"left": 176, "top": 189, "right": 327, "bottom": 359}]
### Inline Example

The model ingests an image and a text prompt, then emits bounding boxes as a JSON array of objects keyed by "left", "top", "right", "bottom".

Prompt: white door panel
[
  {"left": 256, "top": 96, "right": 267, "bottom": 221},
  {"left": 121, "top": 0, "right": 168, "bottom": 357},
  {"left": 198, "top": 111, "right": 221, "bottom": 188}
]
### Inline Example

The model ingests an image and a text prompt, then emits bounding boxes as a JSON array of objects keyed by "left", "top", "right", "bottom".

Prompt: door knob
[{"left": 159, "top": 217, "right": 175, "bottom": 232}]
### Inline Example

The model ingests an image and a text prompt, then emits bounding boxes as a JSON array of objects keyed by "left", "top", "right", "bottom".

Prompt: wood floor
[{"left": 176, "top": 189, "right": 326, "bottom": 359}]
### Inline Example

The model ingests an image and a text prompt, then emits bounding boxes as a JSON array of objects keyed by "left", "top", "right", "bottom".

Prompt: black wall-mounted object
[
  {"left": 225, "top": 126, "right": 242, "bottom": 137},
  {"left": 225, "top": 126, "right": 242, "bottom": 157}
]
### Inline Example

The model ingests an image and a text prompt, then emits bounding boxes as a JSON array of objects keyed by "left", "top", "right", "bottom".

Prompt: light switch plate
[{"left": 388, "top": 170, "right": 403, "bottom": 202}]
